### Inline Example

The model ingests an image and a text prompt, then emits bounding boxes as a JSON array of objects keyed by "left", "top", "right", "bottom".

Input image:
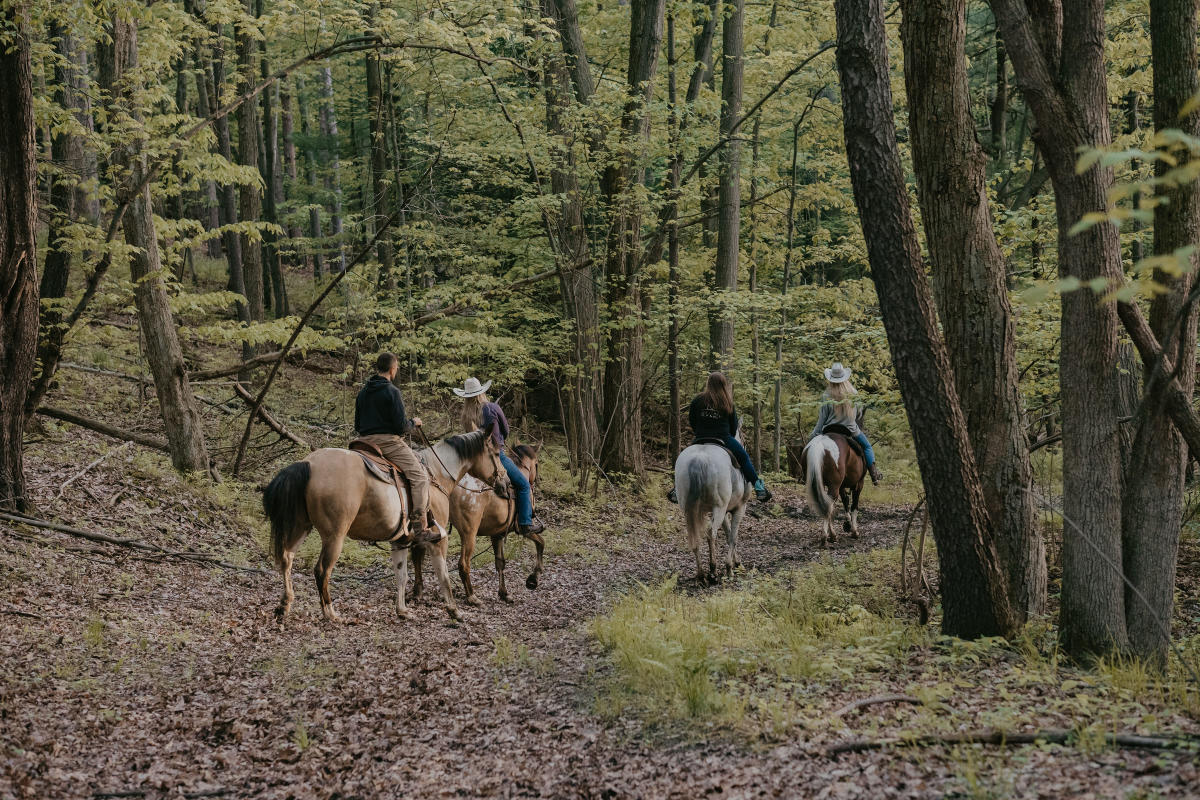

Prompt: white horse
[{"left": 674, "top": 439, "right": 752, "bottom": 585}]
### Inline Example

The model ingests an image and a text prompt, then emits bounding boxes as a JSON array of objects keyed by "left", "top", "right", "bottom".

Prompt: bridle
[{"left": 415, "top": 427, "right": 508, "bottom": 496}]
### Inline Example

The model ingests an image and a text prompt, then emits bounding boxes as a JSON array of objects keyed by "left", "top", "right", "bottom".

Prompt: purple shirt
[{"left": 480, "top": 401, "right": 510, "bottom": 451}]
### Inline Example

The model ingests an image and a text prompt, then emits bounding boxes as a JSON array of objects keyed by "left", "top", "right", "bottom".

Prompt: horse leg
[
  {"left": 841, "top": 487, "right": 854, "bottom": 533},
  {"left": 410, "top": 543, "right": 425, "bottom": 605},
  {"left": 707, "top": 507, "right": 723, "bottom": 582},
  {"left": 850, "top": 485, "right": 862, "bottom": 537},
  {"left": 459, "top": 525, "right": 481, "bottom": 606},
  {"left": 274, "top": 548, "right": 296, "bottom": 624},
  {"left": 726, "top": 507, "right": 746, "bottom": 575},
  {"left": 314, "top": 534, "right": 346, "bottom": 622},
  {"left": 523, "top": 529, "right": 544, "bottom": 591},
  {"left": 493, "top": 535, "right": 511, "bottom": 603},
  {"left": 390, "top": 544, "right": 411, "bottom": 619},
  {"left": 429, "top": 539, "right": 461, "bottom": 621}
]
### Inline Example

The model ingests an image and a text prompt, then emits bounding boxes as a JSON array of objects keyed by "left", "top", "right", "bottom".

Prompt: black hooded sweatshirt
[{"left": 355, "top": 375, "right": 413, "bottom": 436}]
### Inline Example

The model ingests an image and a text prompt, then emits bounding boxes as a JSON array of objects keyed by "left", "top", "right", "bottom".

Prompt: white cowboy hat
[
  {"left": 824, "top": 362, "right": 852, "bottom": 383},
  {"left": 452, "top": 377, "right": 492, "bottom": 398}
]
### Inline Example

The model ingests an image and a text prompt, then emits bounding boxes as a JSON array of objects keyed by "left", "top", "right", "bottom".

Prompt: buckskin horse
[
  {"left": 445, "top": 443, "right": 543, "bottom": 605},
  {"left": 798, "top": 424, "right": 866, "bottom": 544},
  {"left": 674, "top": 432, "right": 752, "bottom": 586},
  {"left": 263, "top": 427, "right": 508, "bottom": 623}
]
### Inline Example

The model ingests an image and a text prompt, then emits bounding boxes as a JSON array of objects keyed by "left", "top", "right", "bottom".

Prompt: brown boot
[{"left": 868, "top": 463, "right": 882, "bottom": 485}]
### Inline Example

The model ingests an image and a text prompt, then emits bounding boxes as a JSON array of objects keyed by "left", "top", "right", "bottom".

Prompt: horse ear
[{"left": 482, "top": 420, "right": 497, "bottom": 447}]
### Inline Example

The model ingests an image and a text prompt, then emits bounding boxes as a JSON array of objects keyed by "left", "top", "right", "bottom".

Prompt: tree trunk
[
  {"left": 747, "top": 118, "right": 762, "bottom": 466},
  {"left": 543, "top": 0, "right": 601, "bottom": 473},
  {"left": 991, "top": 33, "right": 1008, "bottom": 162},
  {"left": 236, "top": 6, "right": 264, "bottom": 327},
  {"left": 667, "top": 12, "right": 682, "bottom": 458},
  {"left": 110, "top": 17, "right": 210, "bottom": 474},
  {"left": 366, "top": 5, "right": 396, "bottom": 291},
  {"left": 0, "top": 4, "right": 39, "bottom": 511},
  {"left": 320, "top": 64, "right": 346, "bottom": 272},
  {"left": 296, "top": 74, "right": 325, "bottom": 278},
  {"left": 900, "top": 0, "right": 1043, "bottom": 620},
  {"left": 836, "top": 0, "right": 1018, "bottom": 639},
  {"left": 186, "top": 0, "right": 222, "bottom": 260},
  {"left": 257, "top": 0, "right": 287, "bottom": 317},
  {"left": 279, "top": 82, "right": 301, "bottom": 246},
  {"left": 992, "top": 0, "right": 1130, "bottom": 656},
  {"left": 26, "top": 23, "right": 88, "bottom": 418},
  {"left": 1121, "top": 0, "right": 1200, "bottom": 666},
  {"left": 598, "top": 0, "right": 667, "bottom": 476},
  {"left": 709, "top": 0, "right": 745, "bottom": 368},
  {"left": 774, "top": 120, "right": 800, "bottom": 472},
  {"left": 206, "top": 30, "right": 249, "bottom": 324}
]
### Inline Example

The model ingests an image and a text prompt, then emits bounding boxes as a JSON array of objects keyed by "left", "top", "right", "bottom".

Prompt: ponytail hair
[
  {"left": 459, "top": 393, "right": 487, "bottom": 432},
  {"left": 827, "top": 380, "right": 857, "bottom": 417}
]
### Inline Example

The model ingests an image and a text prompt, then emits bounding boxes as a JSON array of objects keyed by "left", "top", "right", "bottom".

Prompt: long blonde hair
[
  {"left": 460, "top": 393, "right": 488, "bottom": 432},
  {"left": 827, "top": 380, "right": 857, "bottom": 417}
]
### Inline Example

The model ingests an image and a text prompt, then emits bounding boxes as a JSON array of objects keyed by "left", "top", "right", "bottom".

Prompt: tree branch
[
  {"left": 36, "top": 406, "right": 170, "bottom": 453},
  {"left": 1117, "top": 301, "right": 1200, "bottom": 457}
]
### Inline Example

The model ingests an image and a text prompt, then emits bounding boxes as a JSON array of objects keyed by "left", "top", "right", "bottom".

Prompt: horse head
[
  {"left": 439, "top": 427, "right": 510, "bottom": 499},
  {"left": 511, "top": 442, "right": 540, "bottom": 485}
]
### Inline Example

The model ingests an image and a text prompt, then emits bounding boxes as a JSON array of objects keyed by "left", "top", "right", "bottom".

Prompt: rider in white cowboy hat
[
  {"left": 808, "top": 362, "right": 882, "bottom": 484},
  {"left": 453, "top": 377, "right": 544, "bottom": 536}
]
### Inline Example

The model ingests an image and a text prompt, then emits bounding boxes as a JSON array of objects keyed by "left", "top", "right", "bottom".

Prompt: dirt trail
[{"left": 1, "top": 478, "right": 1194, "bottom": 799}]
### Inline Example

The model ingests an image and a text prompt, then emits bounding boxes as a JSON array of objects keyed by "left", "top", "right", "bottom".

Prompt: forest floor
[{"left": 4, "top": 364, "right": 1200, "bottom": 798}]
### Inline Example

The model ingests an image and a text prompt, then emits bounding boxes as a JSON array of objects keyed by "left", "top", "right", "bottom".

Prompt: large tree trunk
[
  {"left": 709, "top": 0, "right": 745, "bottom": 368},
  {"left": 1121, "top": 0, "right": 1200, "bottom": 666},
  {"left": 836, "top": 0, "right": 1018, "bottom": 639},
  {"left": 0, "top": 4, "right": 40, "bottom": 511},
  {"left": 900, "top": 0, "right": 1043, "bottom": 620},
  {"left": 598, "top": 0, "right": 666, "bottom": 476},
  {"left": 110, "top": 17, "right": 210, "bottom": 474},
  {"left": 26, "top": 23, "right": 89, "bottom": 418},
  {"left": 543, "top": 0, "right": 601, "bottom": 474},
  {"left": 992, "top": 0, "right": 1130, "bottom": 656}
]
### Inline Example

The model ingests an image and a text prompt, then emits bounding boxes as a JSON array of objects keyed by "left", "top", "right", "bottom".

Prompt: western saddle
[{"left": 347, "top": 439, "right": 423, "bottom": 545}]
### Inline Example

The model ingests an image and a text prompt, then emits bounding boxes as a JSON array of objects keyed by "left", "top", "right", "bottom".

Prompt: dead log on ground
[{"left": 36, "top": 406, "right": 169, "bottom": 453}]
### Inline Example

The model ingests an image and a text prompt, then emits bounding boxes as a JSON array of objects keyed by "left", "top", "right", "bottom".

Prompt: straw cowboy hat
[
  {"left": 824, "top": 363, "right": 852, "bottom": 383},
  {"left": 452, "top": 377, "right": 492, "bottom": 398}
]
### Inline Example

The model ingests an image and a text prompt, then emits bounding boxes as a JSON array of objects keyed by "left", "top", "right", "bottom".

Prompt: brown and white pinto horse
[
  {"left": 446, "top": 443, "right": 543, "bottom": 605},
  {"left": 798, "top": 429, "right": 866, "bottom": 544},
  {"left": 263, "top": 428, "right": 508, "bottom": 623}
]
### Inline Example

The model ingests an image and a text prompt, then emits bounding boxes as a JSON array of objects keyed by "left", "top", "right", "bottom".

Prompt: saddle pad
[
  {"left": 821, "top": 425, "right": 865, "bottom": 461},
  {"left": 688, "top": 438, "right": 739, "bottom": 469}
]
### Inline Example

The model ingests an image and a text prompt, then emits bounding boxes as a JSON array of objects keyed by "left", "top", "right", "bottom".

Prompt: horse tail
[
  {"left": 263, "top": 461, "right": 312, "bottom": 569},
  {"left": 805, "top": 438, "right": 833, "bottom": 519}
]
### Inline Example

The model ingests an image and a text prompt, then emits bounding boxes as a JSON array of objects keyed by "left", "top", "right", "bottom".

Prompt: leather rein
[{"left": 414, "top": 426, "right": 502, "bottom": 496}]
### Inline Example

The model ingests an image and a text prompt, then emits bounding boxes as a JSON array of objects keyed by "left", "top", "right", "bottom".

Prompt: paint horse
[
  {"left": 797, "top": 424, "right": 866, "bottom": 544},
  {"left": 263, "top": 427, "right": 508, "bottom": 623},
  {"left": 446, "top": 443, "right": 543, "bottom": 605}
]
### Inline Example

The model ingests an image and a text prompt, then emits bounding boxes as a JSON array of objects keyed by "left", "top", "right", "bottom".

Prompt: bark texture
[
  {"left": 1121, "top": 0, "right": 1200, "bottom": 666},
  {"left": 110, "top": 18, "right": 209, "bottom": 474},
  {"left": 598, "top": 0, "right": 666, "bottom": 475},
  {"left": 710, "top": 0, "right": 745, "bottom": 367},
  {"left": 0, "top": 5, "right": 40, "bottom": 511},
  {"left": 992, "top": 0, "right": 1130, "bottom": 655},
  {"left": 836, "top": 0, "right": 1018, "bottom": 639},
  {"left": 900, "top": 0, "right": 1044, "bottom": 619}
]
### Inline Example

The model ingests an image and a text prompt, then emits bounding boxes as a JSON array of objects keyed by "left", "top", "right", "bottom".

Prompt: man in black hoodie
[{"left": 355, "top": 352, "right": 435, "bottom": 543}]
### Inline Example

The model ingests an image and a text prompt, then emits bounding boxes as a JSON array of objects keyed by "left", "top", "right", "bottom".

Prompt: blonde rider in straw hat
[
  {"left": 454, "top": 378, "right": 544, "bottom": 536},
  {"left": 808, "top": 362, "right": 882, "bottom": 484}
]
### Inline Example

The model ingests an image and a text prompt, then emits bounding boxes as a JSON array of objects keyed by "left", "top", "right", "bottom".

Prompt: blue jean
[
  {"left": 853, "top": 433, "right": 876, "bottom": 467},
  {"left": 500, "top": 451, "right": 533, "bottom": 525},
  {"left": 721, "top": 435, "right": 760, "bottom": 485}
]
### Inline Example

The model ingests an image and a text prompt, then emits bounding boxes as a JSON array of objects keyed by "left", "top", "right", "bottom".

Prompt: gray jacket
[{"left": 809, "top": 395, "right": 862, "bottom": 439}]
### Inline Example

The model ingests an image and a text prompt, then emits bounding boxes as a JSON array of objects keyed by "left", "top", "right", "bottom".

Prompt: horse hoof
[
  {"left": 274, "top": 605, "right": 289, "bottom": 624},
  {"left": 843, "top": 520, "right": 852, "bottom": 532},
  {"left": 526, "top": 574, "right": 539, "bottom": 591},
  {"left": 500, "top": 594, "right": 514, "bottom": 604},
  {"left": 466, "top": 595, "right": 483, "bottom": 607},
  {"left": 447, "top": 608, "right": 462, "bottom": 622}
]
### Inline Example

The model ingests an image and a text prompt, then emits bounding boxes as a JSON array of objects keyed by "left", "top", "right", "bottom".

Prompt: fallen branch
[
  {"left": 231, "top": 383, "right": 309, "bottom": 450},
  {"left": 57, "top": 441, "right": 133, "bottom": 500},
  {"left": 61, "top": 362, "right": 152, "bottom": 384},
  {"left": 0, "top": 511, "right": 267, "bottom": 574},
  {"left": 190, "top": 350, "right": 283, "bottom": 382},
  {"left": 36, "top": 407, "right": 169, "bottom": 453},
  {"left": 826, "top": 727, "right": 1200, "bottom": 755},
  {"left": 834, "top": 694, "right": 924, "bottom": 718}
]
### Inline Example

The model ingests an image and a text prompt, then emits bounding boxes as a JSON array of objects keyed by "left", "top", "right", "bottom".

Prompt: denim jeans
[
  {"left": 500, "top": 451, "right": 533, "bottom": 525},
  {"left": 853, "top": 433, "right": 876, "bottom": 467},
  {"left": 721, "top": 435, "right": 760, "bottom": 485}
]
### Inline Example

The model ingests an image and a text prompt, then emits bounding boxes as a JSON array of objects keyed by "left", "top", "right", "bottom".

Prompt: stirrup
[{"left": 667, "top": 487, "right": 678, "bottom": 504}]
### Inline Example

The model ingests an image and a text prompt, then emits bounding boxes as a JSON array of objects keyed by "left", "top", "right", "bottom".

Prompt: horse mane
[{"left": 442, "top": 429, "right": 489, "bottom": 460}]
